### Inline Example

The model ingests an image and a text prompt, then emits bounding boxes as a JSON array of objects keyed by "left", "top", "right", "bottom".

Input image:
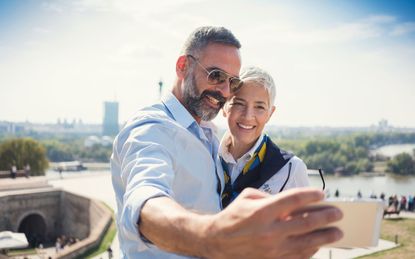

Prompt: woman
[{"left": 219, "top": 66, "right": 309, "bottom": 208}]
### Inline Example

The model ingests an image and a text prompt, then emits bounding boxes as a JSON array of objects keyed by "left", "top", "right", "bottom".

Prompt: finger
[
  {"left": 277, "top": 206, "right": 343, "bottom": 236},
  {"left": 290, "top": 203, "right": 334, "bottom": 217},
  {"left": 237, "top": 187, "right": 270, "bottom": 200},
  {"left": 286, "top": 227, "right": 343, "bottom": 252},
  {"left": 263, "top": 187, "right": 325, "bottom": 218}
]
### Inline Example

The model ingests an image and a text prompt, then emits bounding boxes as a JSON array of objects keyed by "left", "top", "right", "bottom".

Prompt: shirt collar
[
  {"left": 161, "top": 92, "right": 196, "bottom": 130},
  {"left": 219, "top": 132, "right": 266, "bottom": 164},
  {"left": 161, "top": 92, "right": 214, "bottom": 143}
]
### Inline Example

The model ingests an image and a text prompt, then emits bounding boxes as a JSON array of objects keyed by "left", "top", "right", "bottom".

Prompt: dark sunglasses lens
[
  {"left": 230, "top": 79, "right": 242, "bottom": 92},
  {"left": 208, "top": 70, "right": 227, "bottom": 84}
]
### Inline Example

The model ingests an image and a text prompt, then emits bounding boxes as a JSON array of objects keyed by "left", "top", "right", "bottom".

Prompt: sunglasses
[{"left": 187, "top": 55, "right": 243, "bottom": 92}]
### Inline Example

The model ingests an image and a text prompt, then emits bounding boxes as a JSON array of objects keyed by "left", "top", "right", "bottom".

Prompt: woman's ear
[
  {"left": 266, "top": 105, "right": 276, "bottom": 122},
  {"left": 222, "top": 107, "right": 227, "bottom": 117},
  {"left": 222, "top": 103, "right": 229, "bottom": 117},
  {"left": 176, "top": 55, "right": 188, "bottom": 80}
]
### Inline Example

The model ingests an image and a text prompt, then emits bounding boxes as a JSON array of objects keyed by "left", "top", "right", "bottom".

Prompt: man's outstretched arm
[{"left": 140, "top": 187, "right": 343, "bottom": 259}]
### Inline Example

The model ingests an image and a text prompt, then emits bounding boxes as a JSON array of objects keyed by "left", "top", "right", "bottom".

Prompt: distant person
[
  {"left": 219, "top": 66, "right": 309, "bottom": 207},
  {"left": 388, "top": 195, "right": 393, "bottom": 206},
  {"left": 393, "top": 195, "right": 399, "bottom": 210},
  {"left": 357, "top": 190, "right": 362, "bottom": 199},
  {"left": 58, "top": 167, "right": 63, "bottom": 179},
  {"left": 335, "top": 188, "right": 340, "bottom": 197},
  {"left": 380, "top": 192, "right": 385, "bottom": 200},
  {"left": 10, "top": 165, "right": 17, "bottom": 179},
  {"left": 55, "top": 238, "right": 60, "bottom": 253},
  {"left": 400, "top": 195, "right": 407, "bottom": 211},
  {"left": 408, "top": 195, "right": 414, "bottom": 211},
  {"left": 24, "top": 163, "right": 31, "bottom": 178},
  {"left": 107, "top": 247, "right": 113, "bottom": 259}
]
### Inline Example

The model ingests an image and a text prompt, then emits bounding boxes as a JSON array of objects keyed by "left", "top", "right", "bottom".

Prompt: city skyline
[{"left": 1, "top": 0, "right": 415, "bottom": 127}]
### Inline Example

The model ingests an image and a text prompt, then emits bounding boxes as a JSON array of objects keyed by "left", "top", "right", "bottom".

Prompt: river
[
  {"left": 309, "top": 173, "right": 415, "bottom": 198},
  {"left": 372, "top": 143, "right": 415, "bottom": 157},
  {"left": 47, "top": 169, "right": 415, "bottom": 199}
]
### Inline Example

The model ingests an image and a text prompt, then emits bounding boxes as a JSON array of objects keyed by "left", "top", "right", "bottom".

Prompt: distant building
[
  {"left": 103, "top": 101, "right": 119, "bottom": 136},
  {"left": 377, "top": 119, "right": 390, "bottom": 132},
  {"left": 84, "top": 135, "right": 114, "bottom": 147}
]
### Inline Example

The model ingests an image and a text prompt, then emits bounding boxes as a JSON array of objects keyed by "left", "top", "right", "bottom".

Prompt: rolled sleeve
[{"left": 120, "top": 186, "right": 169, "bottom": 250}]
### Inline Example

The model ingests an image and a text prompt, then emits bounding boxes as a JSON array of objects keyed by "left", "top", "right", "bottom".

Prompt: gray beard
[{"left": 182, "top": 73, "right": 221, "bottom": 121}]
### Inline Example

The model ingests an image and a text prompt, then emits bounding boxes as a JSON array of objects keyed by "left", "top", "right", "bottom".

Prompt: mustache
[{"left": 201, "top": 90, "right": 226, "bottom": 106}]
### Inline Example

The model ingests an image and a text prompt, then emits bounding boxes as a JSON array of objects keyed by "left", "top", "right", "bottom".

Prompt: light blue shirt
[{"left": 111, "top": 92, "right": 224, "bottom": 258}]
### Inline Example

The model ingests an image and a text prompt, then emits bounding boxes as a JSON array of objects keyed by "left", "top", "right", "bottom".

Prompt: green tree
[
  {"left": 0, "top": 138, "right": 49, "bottom": 175},
  {"left": 387, "top": 153, "right": 415, "bottom": 175},
  {"left": 42, "top": 140, "right": 74, "bottom": 162}
]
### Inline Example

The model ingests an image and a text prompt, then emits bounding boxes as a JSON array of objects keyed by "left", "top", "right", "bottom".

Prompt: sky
[{"left": 0, "top": 0, "right": 414, "bottom": 127}]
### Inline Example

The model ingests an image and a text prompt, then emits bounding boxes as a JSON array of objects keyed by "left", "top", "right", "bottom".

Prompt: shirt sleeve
[
  {"left": 115, "top": 122, "right": 177, "bottom": 251},
  {"left": 290, "top": 156, "right": 310, "bottom": 188}
]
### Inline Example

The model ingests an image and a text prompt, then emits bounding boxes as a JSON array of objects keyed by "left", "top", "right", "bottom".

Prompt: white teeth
[
  {"left": 206, "top": 95, "right": 219, "bottom": 105},
  {"left": 238, "top": 123, "right": 255, "bottom": 129}
]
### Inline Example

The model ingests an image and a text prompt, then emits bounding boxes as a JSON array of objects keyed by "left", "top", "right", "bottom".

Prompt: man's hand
[{"left": 203, "top": 187, "right": 343, "bottom": 259}]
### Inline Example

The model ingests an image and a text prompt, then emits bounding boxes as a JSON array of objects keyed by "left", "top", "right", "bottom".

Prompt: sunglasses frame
[
  {"left": 186, "top": 54, "right": 243, "bottom": 92},
  {"left": 318, "top": 168, "right": 326, "bottom": 190}
]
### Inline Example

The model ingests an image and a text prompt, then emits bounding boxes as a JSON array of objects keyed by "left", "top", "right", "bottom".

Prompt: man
[{"left": 111, "top": 26, "right": 343, "bottom": 258}]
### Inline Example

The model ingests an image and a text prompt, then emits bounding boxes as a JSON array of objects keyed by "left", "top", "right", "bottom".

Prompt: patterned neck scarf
[{"left": 221, "top": 135, "right": 268, "bottom": 208}]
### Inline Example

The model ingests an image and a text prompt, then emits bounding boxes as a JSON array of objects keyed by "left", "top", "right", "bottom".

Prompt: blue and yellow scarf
[{"left": 220, "top": 135, "right": 293, "bottom": 208}]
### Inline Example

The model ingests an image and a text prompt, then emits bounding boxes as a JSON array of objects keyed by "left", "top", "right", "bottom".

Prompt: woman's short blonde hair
[{"left": 239, "top": 66, "right": 276, "bottom": 108}]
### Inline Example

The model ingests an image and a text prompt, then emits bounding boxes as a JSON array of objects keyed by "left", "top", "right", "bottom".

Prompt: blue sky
[{"left": 1, "top": 0, "right": 414, "bottom": 127}]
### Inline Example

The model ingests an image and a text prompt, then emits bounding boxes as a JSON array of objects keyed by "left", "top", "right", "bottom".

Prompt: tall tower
[{"left": 103, "top": 101, "right": 119, "bottom": 136}]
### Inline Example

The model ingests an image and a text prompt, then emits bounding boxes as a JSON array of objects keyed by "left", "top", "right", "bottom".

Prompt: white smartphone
[{"left": 311, "top": 198, "right": 384, "bottom": 248}]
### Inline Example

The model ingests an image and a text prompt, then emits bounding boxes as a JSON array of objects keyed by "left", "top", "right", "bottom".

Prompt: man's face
[{"left": 182, "top": 43, "right": 241, "bottom": 121}]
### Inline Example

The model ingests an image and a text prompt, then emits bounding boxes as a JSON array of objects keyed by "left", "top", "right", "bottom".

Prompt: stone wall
[
  {"left": 0, "top": 188, "right": 113, "bottom": 258},
  {"left": 60, "top": 191, "right": 91, "bottom": 239},
  {"left": 59, "top": 199, "right": 112, "bottom": 259},
  {"left": 0, "top": 188, "right": 61, "bottom": 242}
]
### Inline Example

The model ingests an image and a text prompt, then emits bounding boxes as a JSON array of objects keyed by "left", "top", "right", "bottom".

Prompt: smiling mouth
[{"left": 237, "top": 123, "right": 255, "bottom": 130}]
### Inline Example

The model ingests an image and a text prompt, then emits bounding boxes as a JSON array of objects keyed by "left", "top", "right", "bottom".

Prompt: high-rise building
[{"left": 103, "top": 101, "right": 119, "bottom": 136}]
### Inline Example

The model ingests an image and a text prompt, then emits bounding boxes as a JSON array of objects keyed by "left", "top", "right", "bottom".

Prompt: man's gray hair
[
  {"left": 239, "top": 66, "right": 276, "bottom": 108},
  {"left": 182, "top": 26, "right": 241, "bottom": 55}
]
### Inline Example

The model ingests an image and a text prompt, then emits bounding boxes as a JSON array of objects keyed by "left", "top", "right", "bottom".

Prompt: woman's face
[{"left": 224, "top": 82, "right": 275, "bottom": 147}]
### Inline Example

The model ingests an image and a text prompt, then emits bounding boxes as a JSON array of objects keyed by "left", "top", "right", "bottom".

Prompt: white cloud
[
  {"left": 32, "top": 27, "right": 50, "bottom": 34},
  {"left": 254, "top": 15, "right": 399, "bottom": 45},
  {"left": 391, "top": 22, "right": 415, "bottom": 36},
  {"left": 2, "top": 1, "right": 415, "bottom": 127},
  {"left": 42, "top": 1, "right": 64, "bottom": 13},
  {"left": 364, "top": 15, "right": 396, "bottom": 24}
]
